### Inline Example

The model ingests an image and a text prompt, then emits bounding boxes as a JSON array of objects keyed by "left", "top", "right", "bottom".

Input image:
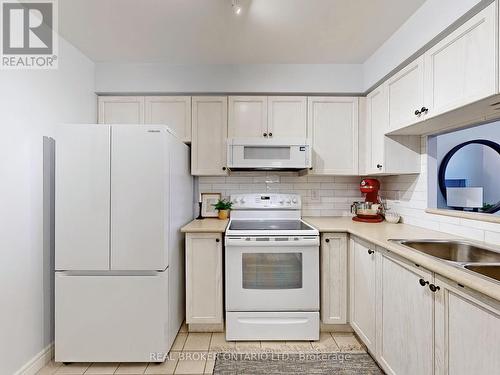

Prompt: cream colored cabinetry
[
  {"left": 349, "top": 237, "right": 377, "bottom": 352},
  {"left": 307, "top": 97, "right": 358, "bottom": 175},
  {"left": 98, "top": 96, "right": 144, "bottom": 124},
  {"left": 376, "top": 251, "right": 434, "bottom": 375},
  {"left": 191, "top": 96, "right": 228, "bottom": 176},
  {"left": 228, "top": 96, "right": 307, "bottom": 139},
  {"left": 144, "top": 96, "right": 191, "bottom": 142},
  {"left": 321, "top": 233, "right": 348, "bottom": 325},
  {"left": 363, "top": 85, "right": 421, "bottom": 175},
  {"left": 424, "top": 4, "right": 497, "bottom": 119},
  {"left": 434, "top": 275, "right": 500, "bottom": 375},
  {"left": 185, "top": 233, "right": 223, "bottom": 328},
  {"left": 387, "top": 56, "right": 426, "bottom": 132}
]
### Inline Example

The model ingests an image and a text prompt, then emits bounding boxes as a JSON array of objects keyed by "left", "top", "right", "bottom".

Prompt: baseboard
[
  {"left": 14, "top": 342, "right": 54, "bottom": 375},
  {"left": 320, "top": 323, "right": 353, "bottom": 332}
]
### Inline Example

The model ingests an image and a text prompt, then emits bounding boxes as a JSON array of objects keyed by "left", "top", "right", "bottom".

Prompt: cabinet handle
[
  {"left": 419, "top": 278, "right": 429, "bottom": 287},
  {"left": 309, "top": 167, "right": 313, "bottom": 171},
  {"left": 216, "top": 238, "right": 220, "bottom": 243},
  {"left": 263, "top": 133, "right": 268, "bottom": 137},
  {"left": 325, "top": 238, "right": 330, "bottom": 243},
  {"left": 268, "top": 132, "right": 273, "bottom": 137},
  {"left": 368, "top": 249, "right": 374, "bottom": 255},
  {"left": 376, "top": 164, "right": 382, "bottom": 169},
  {"left": 421, "top": 106, "right": 428, "bottom": 114},
  {"left": 429, "top": 284, "right": 440, "bottom": 292},
  {"left": 414, "top": 109, "right": 421, "bottom": 116},
  {"left": 222, "top": 166, "right": 227, "bottom": 171}
]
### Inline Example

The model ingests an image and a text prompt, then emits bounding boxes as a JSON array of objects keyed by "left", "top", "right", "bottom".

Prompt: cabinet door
[
  {"left": 110, "top": 125, "right": 169, "bottom": 271},
  {"left": 145, "top": 96, "right": 191, "bottom": 142},
  {"left": 349, "top": 238, "right": 377, "bottom": 352},
  {"left": 424, "top": 4, "right": 497, "bottom": 117},
  {"left": 228, "top": 96, "right": 267, "bottom": 138},
  {"left": 98, "top": 96, "right": 144, "bottom": 124},
  {"left": 321, "top": 233, "right": 347, "bottom": 324},
  {"left": 366, "top": 85, "right": 388, "bottom": 174},
  {"left": 387, "top": 56, "right": 425, "bottom": 131},
  {"left": 268, "top": 96, "right": 307, "bottom": 138},
  {"left": 434, "top": 275, "right": 500, "bottom": 375},
  {"left": 55, "top": 125, "right": 111, "bottom": 270},
  {"left": 191, "top": 96, "right": 228, "bottom": 176},
  {"left": 186, "top": 233, "right": 223, "bottom": 324},
  {"left": 308, "top": 97, "right": 358, "bottom": 175},
  {"left": 377, "top": 253, "right": 434, "bottom": 375}
]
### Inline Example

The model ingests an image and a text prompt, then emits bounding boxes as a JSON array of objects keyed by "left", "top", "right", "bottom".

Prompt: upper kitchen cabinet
[
  {"left": 424, "top": 3, "right": 497, "bottom": 118},
  {"left": 363, "top": 85, "right": 421, "bottom": 175},
  {"left": 191, "top": 96, "right": 228, "bottom": 176},
  {"left": 228, "top": 96, "right": 307, "bottom": 139},
  {"left": 387, "top": 56, "right": 426, "bottom": 132},
  {"left": 228, "top": 96, "right": 267, "bottom": 138},
  {"left": 144, "top": 96, "right": 192, "bottom": 143},
  {"left": 98, "top": 96, "right": 145, "bottom": 124},
  {"left": 307, "top": 97, "right": 358, "bottom": 175},
  {"left": 268, "top": 96, "right": 307, "bottom": 138}
]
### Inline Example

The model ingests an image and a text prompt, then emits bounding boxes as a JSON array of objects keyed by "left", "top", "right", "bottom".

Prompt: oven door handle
[{"left": 225, "top": 237, "right": 319, "bottom": 247}]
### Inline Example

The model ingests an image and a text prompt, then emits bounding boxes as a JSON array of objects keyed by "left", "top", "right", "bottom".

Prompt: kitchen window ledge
[{"left": 426, "top": 208, "right": 500, "bottom": 224}]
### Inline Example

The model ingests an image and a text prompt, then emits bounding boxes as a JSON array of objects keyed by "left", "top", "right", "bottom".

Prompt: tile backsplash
[{"left": 197, "top": 172, "right": 363, "bottom": 217}]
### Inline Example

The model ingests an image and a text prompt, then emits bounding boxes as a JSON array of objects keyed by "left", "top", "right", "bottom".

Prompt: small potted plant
[{"left": 213, "top": 199, "right": 232, "bottom": 220}]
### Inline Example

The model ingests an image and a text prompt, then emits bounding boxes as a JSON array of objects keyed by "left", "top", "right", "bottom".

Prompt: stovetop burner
[{"left": 228, "top": 220, "right": 315, "bottom": 231}]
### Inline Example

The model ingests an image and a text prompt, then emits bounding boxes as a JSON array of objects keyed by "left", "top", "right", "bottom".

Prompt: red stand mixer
[{"left": 351, "top": 178, "right": 384, "bottom": 223}]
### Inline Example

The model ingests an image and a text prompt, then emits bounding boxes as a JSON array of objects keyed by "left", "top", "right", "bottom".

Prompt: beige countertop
[
  {"left": 303, "top": 216, "right": 500, "bottom": 302},
  {"left": 181, "top": 218, "right": 229, "bottom": 233}
]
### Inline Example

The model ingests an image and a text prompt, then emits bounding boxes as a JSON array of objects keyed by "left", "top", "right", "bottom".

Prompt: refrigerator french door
[{"left": 55, "top": 124, "right": 192, "bottom": 362}]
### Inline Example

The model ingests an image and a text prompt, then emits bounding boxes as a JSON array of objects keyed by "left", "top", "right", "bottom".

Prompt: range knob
[
  {"left": 292, "top": 198, "right": 298, "bottom": 204},
  {"left": 240, "top": 198, "right": 246, "bottom": 204},
  {"left": 279, "top": 199, "right": 284, "bottom": 204},
  {"left": 286, "top": 199, "right": 291, "bottom": 204}
]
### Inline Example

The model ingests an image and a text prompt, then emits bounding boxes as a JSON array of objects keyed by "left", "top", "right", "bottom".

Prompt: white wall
[
  {"left": 363, "top": 0, "right": 484, "bottom": 90},
  {"left": 95, "top": 63, "right": 364, "bottom": 94},
  {"left": 0, "top": 39, "right": 96, "bottom": 374}
]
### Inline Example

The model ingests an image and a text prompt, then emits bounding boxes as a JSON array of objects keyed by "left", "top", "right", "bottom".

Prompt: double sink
[{"left": 390, "top": 239, "right": 500, "bottom": 284}]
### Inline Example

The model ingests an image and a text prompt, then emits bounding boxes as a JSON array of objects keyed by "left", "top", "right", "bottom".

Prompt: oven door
[{"left": 225, "top": 236, "right": 319, "bottom": 311}]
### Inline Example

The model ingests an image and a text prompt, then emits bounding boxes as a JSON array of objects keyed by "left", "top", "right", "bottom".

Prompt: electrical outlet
[{"left": 311, "top": 189, "right": 320, "bottom": 202}]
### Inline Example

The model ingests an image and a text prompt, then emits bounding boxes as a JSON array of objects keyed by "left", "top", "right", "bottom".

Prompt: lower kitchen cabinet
[
  {"left": 321, "top": 233, "right": 348, "bottom": 324},
  {"left": 377, "top": 251, "right": 434, "bottom": 375},
  {"left": 434, "top": 275, "right": 500, "bottom": 375},
  {"left": 185, "top": 233, "right": 223, "bottom": 327},
  {"left": 349, "top": 237, "right": 377, "bottom": 352}
]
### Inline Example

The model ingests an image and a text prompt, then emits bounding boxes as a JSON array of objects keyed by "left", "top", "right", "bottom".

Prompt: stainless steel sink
[
  {"left": 393, "top": 240, "right": 500, "bottom": 263},
  {"left": 463, "top": 265, "right": 500, "bottom": 282}
]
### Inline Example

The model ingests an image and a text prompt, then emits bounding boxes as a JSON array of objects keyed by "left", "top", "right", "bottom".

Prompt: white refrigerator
[{"left": 54, "top": 124, "right": 193, "bottom": 362}]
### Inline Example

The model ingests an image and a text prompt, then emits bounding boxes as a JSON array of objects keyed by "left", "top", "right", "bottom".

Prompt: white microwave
[{"left": 227, "top": 138, "right": 312, "bottom": 171}]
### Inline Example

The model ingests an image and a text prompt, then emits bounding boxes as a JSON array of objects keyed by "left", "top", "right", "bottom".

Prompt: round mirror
[{"left": 438, "top": 140, "right": 500, "bottom": 214}]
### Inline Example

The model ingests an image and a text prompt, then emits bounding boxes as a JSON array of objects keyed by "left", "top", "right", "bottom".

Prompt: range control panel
[{"left": 230, "top": 193, "right": 301, "bottom": 210}]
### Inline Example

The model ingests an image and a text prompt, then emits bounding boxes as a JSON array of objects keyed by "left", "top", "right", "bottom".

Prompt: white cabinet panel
[
  {"left": 98, "top": 96, "right": 144, "bottom": 124},
  {"left": 387, "top": 56, "right": 425, "bottom": 132},
  {"left": 186, "top": 233, "right": 223, "bottom": 325},
  {"left": 110, "top": 125, "right": 169, "bottom": 270},
  {"left": 321, "top": 233, "right": 347, "bottom": 324},
  {"left": 349, "top": 237, "right": 377, "bottom": 352},
  {"left": 424, "top": 4, "right": 497, "bottom": 117},
  {"left": 308, "top": 97, "right": 358, "bottom": 175},
  {"left": 228, "top": 96, "right": 267, "bottom": 138},
  {"left": 55, "top": 271, "right": 168, "bottom": 362},
  {"left": 145, "top": 96, "right": 192, "bottom": 143},
  {"left": 434, "top": 276, "right": 500, "bottom": 375},
  {"left": 366, "top": 85, "right": 388, "bottom": 174},
  {"left": 377, "top": 253, "right": 434, "bottom": 375},
  {"left": 268, "top": 96, "right": 307, "bottom": 138},
  {"left": 191, "top": 96, "right": 228, "bottom": 176},
  {"left": 55, "top": 125, "right": 110, "bottom": 271}
]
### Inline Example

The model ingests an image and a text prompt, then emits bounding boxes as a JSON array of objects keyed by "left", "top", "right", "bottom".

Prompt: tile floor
[{"left": 37, "top": 323, "right": 365, "bottom": 375}]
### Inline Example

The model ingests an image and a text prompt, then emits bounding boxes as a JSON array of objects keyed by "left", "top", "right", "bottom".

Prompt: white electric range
[{"left": 225, "top": 193, "right": 320, "bottom": 341}]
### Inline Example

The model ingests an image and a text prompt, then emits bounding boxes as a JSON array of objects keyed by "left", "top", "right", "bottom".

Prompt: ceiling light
[{"left": 232, "top": 0, "right": 242, "bottom": 15}]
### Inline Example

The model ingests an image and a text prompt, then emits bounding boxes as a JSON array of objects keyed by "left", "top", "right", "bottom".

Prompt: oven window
[
  {"left": 242, "top": 253, "right": 302, "bottom": 289},
  {"left": 243, "top": 146, "right": 291, "bottom": 160}
]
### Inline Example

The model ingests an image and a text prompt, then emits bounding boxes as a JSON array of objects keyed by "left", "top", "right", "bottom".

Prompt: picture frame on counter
[{"left": 201, "top": 193, "right": 221, "bottom": 218}]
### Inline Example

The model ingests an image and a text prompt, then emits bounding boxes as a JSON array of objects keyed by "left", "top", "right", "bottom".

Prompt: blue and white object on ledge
[{"left": 447, "top": 187, "right": 483, "bottom": 208}]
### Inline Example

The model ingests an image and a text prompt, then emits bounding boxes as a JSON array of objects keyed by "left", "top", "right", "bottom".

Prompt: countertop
[
  {"left": 303, "top": 216, "right": 500, "bottom": 302},
  {"left": 181, "top": 218, "right": 229, "bottom": 233}
]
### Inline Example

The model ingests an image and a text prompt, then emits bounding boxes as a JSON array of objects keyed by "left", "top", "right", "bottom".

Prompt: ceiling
[{"left": 59, "top": 0, "right": 426, "bottom": 64}]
